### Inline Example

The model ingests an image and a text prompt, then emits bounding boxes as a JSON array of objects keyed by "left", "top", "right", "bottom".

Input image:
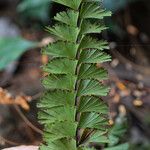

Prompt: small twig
[
  {"left": 14, "top": 105, "right": 43, "bottom": 135},
  {"left": 31, "top": 92, "right": 42, "bottom": 101},
  {"left": 0, "top": 135, "right": 22, "bottom": 146}
]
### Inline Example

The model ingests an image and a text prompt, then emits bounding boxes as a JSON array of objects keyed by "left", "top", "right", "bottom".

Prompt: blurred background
[{"left": 0, "top": 0, "right": 150, "bottom": 149}]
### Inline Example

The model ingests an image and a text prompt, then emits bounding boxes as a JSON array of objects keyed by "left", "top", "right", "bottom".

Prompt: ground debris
[{"left": 0, "top": 88, "right": 31, "bottom": 111}]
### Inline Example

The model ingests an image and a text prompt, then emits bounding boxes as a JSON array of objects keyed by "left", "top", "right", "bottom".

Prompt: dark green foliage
[
  {"left": 106, "top": 115, "right": 129, "bottom": 150},
  {"left": 38, "top": 0, "right": 112, "bottom": 149},
  {"left": 17, "top": 0, "right": 51, "bottom": 22},
  {"left": 103, "top": 0, "right": 140, "bottom": 12}
]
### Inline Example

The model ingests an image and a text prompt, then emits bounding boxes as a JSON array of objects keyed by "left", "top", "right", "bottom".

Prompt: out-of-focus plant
[
  {"left": 105, "top": 115, "right": 129, "bottom": 150},
  {"left": 17, "top": 0, "right": 51, "bottom": 22},
  {"left": 103, "top": 0, "right": 141, "bottom": 12},
  {"left": 17, "top": 0, "right": 141, "bottom": 23},
  {"left": 0, "top": 37, "right": 37, "bottom": 70}
]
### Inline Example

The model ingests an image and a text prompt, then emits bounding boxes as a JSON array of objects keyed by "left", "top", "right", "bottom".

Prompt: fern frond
[{"left": 38, "top": 0, "right": 111, "bottom": 149}]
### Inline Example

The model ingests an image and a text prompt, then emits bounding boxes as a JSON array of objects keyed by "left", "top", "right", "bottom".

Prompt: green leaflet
[
  {"left": 80, "top": 20, "right": 107, "bottom": 35},
  {"left": 54, "top": 10, "right": 79, "bottom": 26},
  {"left": 80, "top": 3, "right": 111, "bottom": 19},
  {"left": 43, "top": 58, "right": 77, "bottom": 75},
  {"left": 43, "top": 41, "right": 78, "bottom": 59},
  {"left": 38, "top": 105, "right": 76, "bottom": 124},
  {"left": 88, "top": 131, "right": 109, "bottom": 143},
  {"left": 78, "top": 64, "right": 108, "bottom": 80},
  {"left": 38, "top": 91, "right": 75, "bottom": 108},
  {"left": 42, "top": 74, "right": 76, "bottom": 90},
  {"left": 79, "top": 112, "right": 108, "bottom": 130},
  {"left": 77, "top": 79, "right": 109, "bottom": 96},
  {"left": 79, "top": 49, "right": 111, "bottom": 63},
  {"left": 40, "top": 139, "right": 76, "bottom": 150},
  {"left": 79, "top": 36, "right": 109, "bottom": 50},
  {"left": 44, "top": 121, "right": 77, "bottom": 141},
  {"left": 46, "top": 24, "right": 79, "bottom": 42},
  {"left": 38, "top": 0, "right": 112, "bottom": 149},
  {"left": 78, "top": 96, "right": 108, "bottom": 114}
]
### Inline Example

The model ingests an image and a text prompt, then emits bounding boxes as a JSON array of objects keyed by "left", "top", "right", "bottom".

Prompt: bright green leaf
[
  {"left": 88, "top": 131, "right": 109, "bottom": 143},
  {"left": 77, "top": 79, "right": 109, "bottom": 96},
  {"left": 38, "top": 91, "right": 75, "bottom": 108},
  {"left": 80, "top": 3, "right": 111, "bottom": 19},
  {"left": 43, "top": 41, "right": 78, "bottom": 59},
  {"left": 43, "top": 58, "right": 77, "bottom": 75},
  {"left": 78, "top": 96, "right": 108, "bottom": 114},
  {"left": 41, "top": 138, "right": 76, "bottom": 150},
  {"left": 79, "top": 112, "right": 108, "bottom": 130},
  {"left": 54, "top": 10, "right": 79, "bottom": 26},
  {"left": 44, "top": 121, "right": 77, "bottom": 141},
  {"left": 79, "top": 49, "right": 111, "bottom": 64},
  {"left": 78, "top": 64, "right": 108, "bottom": 80},
  {"left": 46, "top": 25, "right": 79, "bottom": 42},
  {"left": 39, "top": 105, "right": 76, "bottom": 124},
  {"left": 42, "top": 74, "right": 76, "bottom": 91},
  {"left": 79, "top": 36, "right": 109, "bottom": 50},
  {"left": 80, "top": 20, "right": 107, "bottom": 35}
]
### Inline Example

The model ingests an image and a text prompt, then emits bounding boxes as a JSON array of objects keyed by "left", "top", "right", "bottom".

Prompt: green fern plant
[
  {"left": 106, "top": 115, "right": 129, "bottom": 150},
  {"left": 38, "top": 0, "right": 111, "bottom": 149}
]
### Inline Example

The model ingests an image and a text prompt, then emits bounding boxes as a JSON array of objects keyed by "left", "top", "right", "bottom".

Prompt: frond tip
[{"left": 38, "top": 0, "right": 111, "bottom": 149}]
